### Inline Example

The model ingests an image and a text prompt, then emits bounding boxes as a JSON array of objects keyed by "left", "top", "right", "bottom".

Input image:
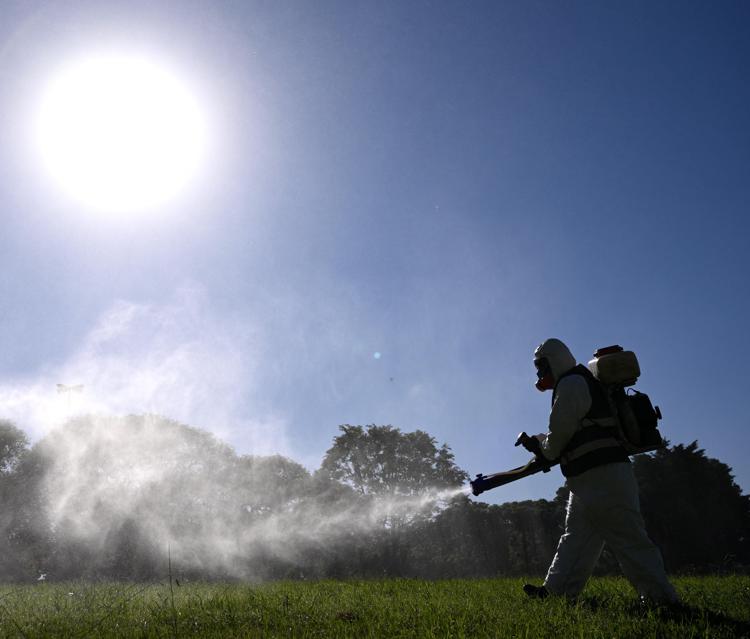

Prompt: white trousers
[{"left": 544, "top": 462, "right": 678, "bottom": 602}]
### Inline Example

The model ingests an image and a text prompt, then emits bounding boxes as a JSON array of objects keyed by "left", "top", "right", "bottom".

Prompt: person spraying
[{"left": 520, "top": 338, "right": 678, "bottom": 604}]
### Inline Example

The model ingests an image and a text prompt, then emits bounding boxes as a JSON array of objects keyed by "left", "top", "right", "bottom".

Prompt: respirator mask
[{"left": 534, "top": 357, "right": 554, "bottom": 392}]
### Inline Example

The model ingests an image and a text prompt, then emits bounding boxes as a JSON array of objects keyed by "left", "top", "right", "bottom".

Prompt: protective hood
[{"left": 534, "top": 338, "right": 577, "bottom": 383}]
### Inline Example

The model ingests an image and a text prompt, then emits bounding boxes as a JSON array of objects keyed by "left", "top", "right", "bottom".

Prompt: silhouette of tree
[
  {"left": 0, "top": 424, "right": 48, "bottom": 581},
  {"left": 2, "top": 414, "right": 747, "bottom": 581},
  {"left": 320, "top": 424, "right": 468, "bottom": 496},
  {"left": 320, "top": 424, "right": 468, "bottom": 576},
  {"left": 0, "top": 420, "right": 28, "bottom": 475},
  {"left": 634, "top": 441, "right": 750, "bottom": 571}
]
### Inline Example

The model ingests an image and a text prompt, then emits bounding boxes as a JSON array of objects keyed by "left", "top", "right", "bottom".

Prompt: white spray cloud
[
  {"left": 0, "top": 285, "right": 290, "bottom": 456},
  {"left": 31, "top": 413, "right": 467, "bottom": 579},
  {"left": 0, "top": 285, "right": 471, "bottom": 580}
]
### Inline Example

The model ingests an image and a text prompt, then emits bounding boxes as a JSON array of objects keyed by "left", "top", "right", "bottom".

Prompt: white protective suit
[{"left": 534, "top": 338, "right": 678, "bottom": 602}]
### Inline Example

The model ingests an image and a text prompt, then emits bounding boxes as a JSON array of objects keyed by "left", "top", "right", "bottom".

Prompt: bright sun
[{"left": 33, "top": 53, "right": 208, "bottom": 213}]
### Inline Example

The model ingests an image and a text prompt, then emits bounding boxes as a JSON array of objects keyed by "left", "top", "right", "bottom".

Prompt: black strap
[
  {"left": 562, "top": 446, "right": 629, "bottom": 478},
  {"left": 553, "top": 366, "right": 628, "bottom": 477},
  {"left": 566, "top": 425, "right": 619, "bottom": 448},
  {"left": 553, "top": 364, "right": 612, "bottom": 420}
]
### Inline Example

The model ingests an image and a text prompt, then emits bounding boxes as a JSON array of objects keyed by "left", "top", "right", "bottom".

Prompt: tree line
[{"left": 0, "top": 416, "right": 747, "bottom": 582}]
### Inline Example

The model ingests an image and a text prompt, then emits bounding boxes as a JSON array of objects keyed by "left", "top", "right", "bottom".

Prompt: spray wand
[{"left": 470, "top": 432, "right": 559, "bottom": 496}]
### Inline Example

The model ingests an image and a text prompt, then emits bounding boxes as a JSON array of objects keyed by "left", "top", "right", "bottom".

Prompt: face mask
[{"left": 534, "top": 358, "right": 554, "bottom": 392}]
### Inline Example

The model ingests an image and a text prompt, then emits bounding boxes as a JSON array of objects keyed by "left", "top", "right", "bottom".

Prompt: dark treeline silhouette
[{"left": 0, "top": 417, "right": 747, "bottom": 582}]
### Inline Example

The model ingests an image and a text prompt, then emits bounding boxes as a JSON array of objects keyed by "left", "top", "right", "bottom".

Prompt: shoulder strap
[{"left": 552, "top": 365, "right": 612, "bottom": 420}]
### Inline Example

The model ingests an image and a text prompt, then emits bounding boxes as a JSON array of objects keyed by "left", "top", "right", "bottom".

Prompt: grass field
[{"left": 0, "top": 576, "right": 748, "bottom": 638}]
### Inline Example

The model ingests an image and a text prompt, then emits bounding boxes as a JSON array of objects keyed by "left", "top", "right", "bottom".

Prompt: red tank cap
[{"left": 593, "top": 345, "right": 623, "bottom": 357}]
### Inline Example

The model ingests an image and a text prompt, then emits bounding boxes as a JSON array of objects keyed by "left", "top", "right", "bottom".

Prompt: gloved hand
[
  {"left": 515, "top": 432, "right": 546, "bottom": 455},
  {"left": 514, "top": 432, "right": 553, "bottom": 472}
]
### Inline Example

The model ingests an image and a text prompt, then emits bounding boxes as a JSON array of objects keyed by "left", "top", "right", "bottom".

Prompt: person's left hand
[{"left": 517, "top": 432, "right": 544, "bottom": 455}]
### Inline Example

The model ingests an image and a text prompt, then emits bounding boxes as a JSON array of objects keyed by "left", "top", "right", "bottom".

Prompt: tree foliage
[
  {"left": 320, "top": 424, "right": 468, "bottom": 496},
  {"left": 634, "top": 441, "right": 750, "bottom": 570},
  {"left": 0, "top": 420, "right": 29, "bottom": 475},
  {"left": 0, "top": 415, "right": 746, "bottom": 582}
]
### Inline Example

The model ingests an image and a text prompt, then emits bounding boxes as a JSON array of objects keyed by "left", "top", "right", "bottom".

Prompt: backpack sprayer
[{"left": 470, "top": 345, "right": 665, "bottom": 497}]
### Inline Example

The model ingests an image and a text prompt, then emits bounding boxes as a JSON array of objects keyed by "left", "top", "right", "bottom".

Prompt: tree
[
  {"left": 0, "top": 420, "right": 29, "bottom": 475},
  {"left": 14, "top": 414, "right": 323, "bottom": 581},
  {"left": 319, "top": 424, "right": 469, "bottom": 576},
  {"left": 634, "top": 441, "right": 750, "bottom": 571},
  {"left": 0, "top": 422, "right": 48, "bottom": 581},
  {"left": 320, "top": 424, "right": 468, "bottom": 496}
]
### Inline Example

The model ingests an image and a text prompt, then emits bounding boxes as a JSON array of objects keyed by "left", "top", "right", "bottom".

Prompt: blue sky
[{"left": 0, "top": 1, "right": 748, "bottom": 503}]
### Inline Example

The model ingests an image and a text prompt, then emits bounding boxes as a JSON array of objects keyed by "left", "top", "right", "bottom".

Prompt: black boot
[{"left": 523, "top": 584, "right": 549, "bottom": 599}]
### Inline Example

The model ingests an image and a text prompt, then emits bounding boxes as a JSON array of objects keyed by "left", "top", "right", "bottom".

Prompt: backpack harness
[{"left": 553, "top": 365, "right": 630, "bottom": 478}]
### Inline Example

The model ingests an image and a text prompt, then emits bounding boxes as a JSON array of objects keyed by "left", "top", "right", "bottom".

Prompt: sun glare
[{"left": 33, "top": 53, "right": 208, "bottom": 214}]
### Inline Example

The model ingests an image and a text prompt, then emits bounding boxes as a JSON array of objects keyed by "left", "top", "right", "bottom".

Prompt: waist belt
[{"left": 560, "top": 425, "right": 629, "bottom": 478}]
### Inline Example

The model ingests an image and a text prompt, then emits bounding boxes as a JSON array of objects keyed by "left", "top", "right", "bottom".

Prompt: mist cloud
[
  {"left": 20, "top": 413, "right": 465, "bottom": 580},
  {"left": 0, "top": 285, "right": 290, "bottom": 456},
  {"left": 0, "top": 284, "right": 472, "bottom": 581}
]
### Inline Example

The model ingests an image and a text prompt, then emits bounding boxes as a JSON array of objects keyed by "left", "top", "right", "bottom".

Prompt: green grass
[{"left": 0, "top": 576, "right": 748, "bottom": 638}]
